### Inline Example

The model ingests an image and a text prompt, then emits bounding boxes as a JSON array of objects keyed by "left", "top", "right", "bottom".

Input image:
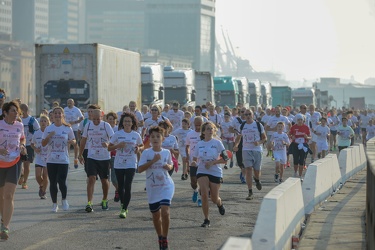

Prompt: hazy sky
[{"left": 216, "top": 0, "right": 375, "bottom": 82}]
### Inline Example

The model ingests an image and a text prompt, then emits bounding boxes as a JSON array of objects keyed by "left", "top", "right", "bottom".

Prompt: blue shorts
[{"left": 149, "top": 199, "right": 171, "bottom": 213}]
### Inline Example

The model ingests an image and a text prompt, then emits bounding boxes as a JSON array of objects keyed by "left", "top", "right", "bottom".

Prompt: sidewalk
[{"left": 298, "top": 168, "right": 366, "bottom": 250}]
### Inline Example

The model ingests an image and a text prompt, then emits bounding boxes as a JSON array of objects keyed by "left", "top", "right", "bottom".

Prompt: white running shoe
[
  {"left": 62, "top": 200, "right": 69, "bottom": 211},
  {"left": 51, "top": 203, "right": 58, "bottom": 213}
]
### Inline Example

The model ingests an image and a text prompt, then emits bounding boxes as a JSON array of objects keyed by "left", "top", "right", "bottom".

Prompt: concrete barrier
[
  {"left": 338, "top": 148, "right": 353, "bottom": 183},
  {"left": 302, "top": 154, "right": 341, "bottom": 215},
  {"left": 354, "top": 143, "right": 366, "bottom": 169},
  {"left": 252, "top": 178, "right": 305, "bottom": 250},
  {"left": 339, "top": 144, "right": 367, "bottom": 183},
  {"left": 221, "top": 237, "right": 252, "bottom": 250}
]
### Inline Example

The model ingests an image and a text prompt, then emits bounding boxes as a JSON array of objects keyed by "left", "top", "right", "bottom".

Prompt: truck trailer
[
  {"left": 35, "top": 43, "right": 141, "bottom": 113},
  {"left": 214, "top": 76, "right": 239, "bottom": 108},
  {"left": 194, "top": 71, "right": 215, "bottom": 106},
  {"left": 271, "top": 86, "right": 292, "bottom": 107},
  {"left": 141, "top": 63, "right": 164, "bottom": 108}
]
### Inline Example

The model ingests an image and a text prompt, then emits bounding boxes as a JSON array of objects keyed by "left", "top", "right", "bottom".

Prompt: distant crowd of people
[{"left": 1, "top": 87, "right": 374, "bottom": 249}]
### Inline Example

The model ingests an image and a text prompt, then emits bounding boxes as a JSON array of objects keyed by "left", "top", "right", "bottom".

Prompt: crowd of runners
[{"left": 0, "top": 86, "right": 375, "bottom": 249}]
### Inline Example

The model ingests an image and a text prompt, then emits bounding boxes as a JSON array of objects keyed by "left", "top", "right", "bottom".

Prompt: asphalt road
[{"left": 1, "top": 150, "right": 319, "bottom": 250}]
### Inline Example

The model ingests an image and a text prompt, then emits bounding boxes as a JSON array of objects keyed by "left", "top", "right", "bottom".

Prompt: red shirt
[{"left": 290, "top": 124, "right": 310, "bottom": 144}]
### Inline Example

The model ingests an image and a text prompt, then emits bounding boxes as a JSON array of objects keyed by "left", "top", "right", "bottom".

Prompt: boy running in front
[
  {"left": 271, "top": 122, "right": 290, "bottom": 183},
  {"left": 138, "top": 126, "right": 175, "bottom": 250}
]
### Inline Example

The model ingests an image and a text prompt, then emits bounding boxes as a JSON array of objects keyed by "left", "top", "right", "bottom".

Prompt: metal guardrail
[{"left": 366, "top": 138, "right": 375, "bottom": 250}]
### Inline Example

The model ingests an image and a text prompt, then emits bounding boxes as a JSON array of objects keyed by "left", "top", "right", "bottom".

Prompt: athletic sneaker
[
  {"left": 74, "top": 159, "right": 79, "bottom": 169},
  {"left": 0, "top": 226, "right": 9, "bottom": 240},
  {"left": 51, "top": 203, "right": 59, "bottom": 213},
  {"left": 255, "top": 180, "right": 262, "bottom": 191},
  {"left": 197, "top": 199, "right": 202, "bottom": 207},
  {"left": 114, "top": 191, "right": 120, "bottom": 202},
  {"left": 41, "top": 192, "right": 47, "bottom": 199},
  {"left": 119, "top": 208, "right": 128, "bottom": 218},
  {"left": 246, "top": 192, "right": 254, "bottom": 200},
  {"left": 224, "top": 164, "right": 228, "bottom": 169},
  {"left": 279, "top": 179, "right": 283, "bottom": 184},
  {"left": 201, "top": 219, "right": 210, "bottom": 228},
  {"left": 218, "top": 204, "right": 225, "bottom": 215},
  {"left": 300, "top": 177, "right": 304, "bottom": 182},
  {"left": 62, "top": 200, "right": 69, "bottom": 211},
  {"left": 161, "top": 238, "right": 168, "bottom": 250},
  {"left": 101, "top": 200, "right": 109, "bottom": 210},
  {"left": 21, "top": 182, "right": 28, "bottom": 189},
  {"left": 38, "top": 186, "right": 43, "bottom": 198},
  {"left": 240, "top": 172, "right": 246, "bottom": 184},
  {"left": 192, "top": 191, "right": 198, "bottom": 203},
  {"left": 274, "top": 174, "right": 279, "bottom": 183},
  {"left": 229, "top": 160, "right": 234, "bottom": 168},
  {"left": 184, "top": 174, "right": 188, "bottom": 180},
  {"left": 85, "top": 202, "right": 93, "bottom": 213}
]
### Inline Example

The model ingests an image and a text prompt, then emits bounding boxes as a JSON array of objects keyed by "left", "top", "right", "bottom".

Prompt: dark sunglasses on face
[
  {"left": 244, "top": 113, "right": 252, "bottom": 116},
  {"left": 151, "top": 109, "right": 158, "bottom": 111}
]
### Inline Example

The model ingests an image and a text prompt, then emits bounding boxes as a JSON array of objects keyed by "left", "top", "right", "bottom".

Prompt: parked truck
[
  {"left": 292, "top": 88, "right": 316, "bottom": 108},
  {"left": 248, "top": 79, "right": 262, "bottom": 108},
  {"left": 349, "top": 97, "right": 366, "bottom": 110},
  {"left": 271, "top": 86, "right": 292, "bottom": 107},
  {"left": 35, "top": 43, "right": 141, "bottom": 113},
  {"left": 214, "top": 76, "right": 239, "bottom": 108},
  {"left": 195, "top": 71, "right": 215, "bottom": 106},
  {"left": 234, "top": 77, "right": 250, "bottom": 108},
  {"left": 261, "top": 81, "right": 272, "bottom": 108},
  {"left": 163, "top": 66, "right": 196, "bottom": 107},
  {"left": 141, "top": 63, "right": 164, "bottom": 108}
]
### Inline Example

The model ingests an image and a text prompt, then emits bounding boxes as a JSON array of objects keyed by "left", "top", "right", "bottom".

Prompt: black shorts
[
  {"left": 35, "top": 164, "right": 46, "bottom": 168},
  {"left": 0, "top": 160, "right": 22, "bottom": 187},
  {"left": 87, "top": 158, "right": 110, "bottom": 179},
  {"left": 330, "top": 130, "right": 337, "bottom": 136},
  {"left": 189, "top": 166, "right": 197, "bottom": 177},
  {"left": 287, "top": 142, "right": 295, "bottom": 155},
  {"left": 25, "top": 145, "right": 35, "bottom": 163},
  {"left": 197, "top": 173, "right": 223, "bottom": 184},
  {"left": 149, "top": 199, "right": 171, "bottom": 213}
]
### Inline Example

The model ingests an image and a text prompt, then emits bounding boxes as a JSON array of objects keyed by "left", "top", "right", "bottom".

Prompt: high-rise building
[
  {"left": 144, "top": 0, "right": 215, "bottom": 74},
  {"left": 85, "top": 0, "right": 145, "bottom": 50},
  {"left": 49, "top": 0, "right": 80, "bottom": 43},
  {"left": 12, "top": 0, "right": 49, "bottom": 43},
  {"left": 0, "top": 0, "right": 12, "bottom": 36}
]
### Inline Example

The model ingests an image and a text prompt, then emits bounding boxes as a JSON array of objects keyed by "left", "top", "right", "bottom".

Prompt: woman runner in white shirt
[
  {"left": 42, "top": 107, "right": 75, "bottom": 213},
  {"left": 108, "top": 112, "right": 143, "bottom": 218},
  {"left": 191, "top": 122, "right": 228, "bottom": 228}
]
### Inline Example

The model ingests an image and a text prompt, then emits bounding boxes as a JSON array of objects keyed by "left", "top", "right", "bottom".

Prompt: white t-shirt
[
  {"left": 167, "top": 110, "right": 184, "bottom": 131},
  {"left": 82, "top": 121, "right": 114, "bottom": 161},
  {"left": 21, "top": 115, "right": 40, "bottom": 146},
  {"left": 271, "top": 132, "right": 290, "bottom": 152},
  {"left": 240, "top": 121, "right": 265, "bottom": 152},
  {"left": 162, "top": 135, "right": 178, "bottom": 151},
  {"left": 172, "top": 128, "right": 192, "bottom": 149},
  {"left": 360, "top": 115, "right": 371, "bottom": 128},
  {"left": 144, "top": 116, "right": 170, "bottom": 132},
  {"left": 314, "top": 125, "right": 330, "bottom": 142},
  {"left": 130, "top": 110, "right": 144, "bottom": 134},
  {"left": 329, "top": 116, "right": 339, "bottom": 131},
  {"left": 0, "top": 120, "right": 24, "bottom": 163},
  {"left": 307, "top": 111, "right": 321, "bottom": 130},
  {"left": 221, "top": 120, "right": 235, "bottom": 139},
  {"left": 185, "top": 130, "right": 202, "bottom": 162},
  {"left": 32, "top": 130, "right": 48, "bottom": 167},
  {"left": 266, "top": 115, "right": 290, "bottom": 132},
  {"left": 193, "top": 138, "right": 225, "bottom": 178},
  {"left": 109, "top": 130, "right": 142, "bottom": 169},
  {"left": 139, "top": 148, "right": 175, "bottom": 204},
  {"left": 42, "top": 124, "right": 75, "bottom": 164},
  {"left": 64, "top": 106, "right": 83, "bottom": 132}
]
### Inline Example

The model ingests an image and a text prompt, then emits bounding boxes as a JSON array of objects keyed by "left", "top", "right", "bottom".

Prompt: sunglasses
[
  {"left": 151, "top": 109, "right": 158, "bottom": 111},
  {"left": 244, "top": 113, "right": 252, "bottom": 116}
]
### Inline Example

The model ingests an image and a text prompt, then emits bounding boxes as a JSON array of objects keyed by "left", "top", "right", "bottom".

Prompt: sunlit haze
[{"left": 216, "top": 0, "right": 375, "bottom": 82}]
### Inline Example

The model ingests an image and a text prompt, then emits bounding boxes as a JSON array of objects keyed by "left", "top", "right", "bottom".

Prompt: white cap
[{"left": 295, "top": 114, "right": 304, "bottom": 120}]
